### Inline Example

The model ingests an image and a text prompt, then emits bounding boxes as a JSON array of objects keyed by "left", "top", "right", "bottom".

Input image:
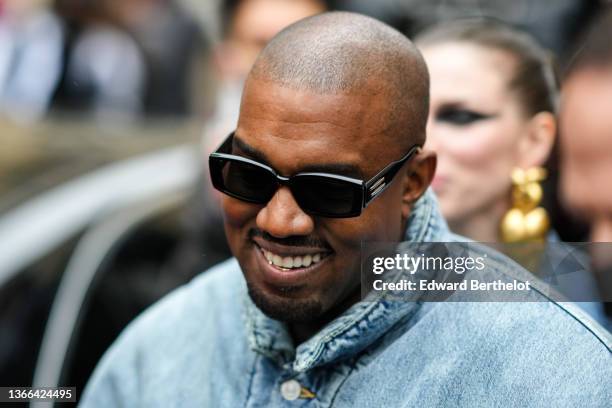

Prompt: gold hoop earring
[{"left": 500, "top": 167, "right": 550, "bottom": 243}]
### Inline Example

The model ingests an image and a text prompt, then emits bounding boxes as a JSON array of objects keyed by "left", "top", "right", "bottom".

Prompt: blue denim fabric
[
  {"left": 80, "top": 190, "right": 612, "bottom": 407},
  {"left": 545, "top": 231, "right": 612, "bottom": 332}
]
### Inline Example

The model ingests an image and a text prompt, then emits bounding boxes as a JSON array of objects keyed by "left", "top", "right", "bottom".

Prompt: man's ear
[{"left": 401, "top": 150, "right": 437, "bottom": 221}]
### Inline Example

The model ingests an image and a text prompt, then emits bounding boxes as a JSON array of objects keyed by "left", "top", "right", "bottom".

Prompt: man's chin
[{"left": 247, "top": 282, "right": 324, "bottom": 323}]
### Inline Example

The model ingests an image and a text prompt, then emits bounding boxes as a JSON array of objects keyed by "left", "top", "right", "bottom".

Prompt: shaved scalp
[{"left": 248, "top": 11, "right": 430, "bottom": 146}]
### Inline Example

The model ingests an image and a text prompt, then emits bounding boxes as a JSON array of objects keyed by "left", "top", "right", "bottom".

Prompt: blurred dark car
[{"left": 0, "top": 117, "right": 213, "bottom": 403}]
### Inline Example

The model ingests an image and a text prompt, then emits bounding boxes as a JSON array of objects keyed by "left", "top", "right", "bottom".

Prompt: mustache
[{"left": 248, "top": 228, "right": 331, "bottom": 250}]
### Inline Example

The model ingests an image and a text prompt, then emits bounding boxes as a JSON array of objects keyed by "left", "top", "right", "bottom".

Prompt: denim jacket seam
[
  {"left": 471, "top": 245, "right": 612, "bottom": 352},
  {"left": 551, "top": 302, "right": 612, "bottom": 352},
  {"left": 243, "top": 353, "right": 259, "bottom": 406},
  {"left": 327, "top": 359, "right": 359, "bottom": 407}
]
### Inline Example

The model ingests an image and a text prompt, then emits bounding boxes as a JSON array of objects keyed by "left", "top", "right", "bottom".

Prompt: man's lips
[
  {"left": 252, "top": 236, "right": 331, "bottom": 258},
  {"left": 251, "top": 236, "right": 333, "bottom": 287},
  {"left": 260, "top": 246, "right": 328, "bottom": 269},
  {"left": 254, "top": 246, "right": 332, "bottom": 287}
]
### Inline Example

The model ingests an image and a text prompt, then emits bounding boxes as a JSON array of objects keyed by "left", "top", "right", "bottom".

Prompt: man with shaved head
[
  {"left": 82, "top": 12, "right": 610, "bottom": 407},
  {"left": 225, "top": 11, "right": 433, "bottom": 333}
]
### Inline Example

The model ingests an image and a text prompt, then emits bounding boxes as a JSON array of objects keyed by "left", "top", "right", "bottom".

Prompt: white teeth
[
  {"left": 272, "top": 255, "right": 283, "bottom": 267},
  {"left": 261, "top": 249, "right": 325, "bottom": 270},
  {"left": 303, "top": 254, "right": 312, "bottom": 267},
  {"left": 282, "top": 257, "right": 293, "bottom": 268}
]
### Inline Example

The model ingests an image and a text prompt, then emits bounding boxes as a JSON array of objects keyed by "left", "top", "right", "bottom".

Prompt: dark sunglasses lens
[
  {"left": 212, "top": 158, "right": 277, "bottom": 203},
  {"left": 292, "top": 176, "right": 361, "bottom": 217}
]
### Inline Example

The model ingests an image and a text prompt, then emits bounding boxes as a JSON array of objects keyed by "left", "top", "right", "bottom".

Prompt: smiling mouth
[{"left": 258, "top": 247, "right": 329, "bottom": 271}]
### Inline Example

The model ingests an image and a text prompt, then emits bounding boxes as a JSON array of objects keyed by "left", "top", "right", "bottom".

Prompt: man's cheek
[
  {"left": 222, "top": 197, "right": 262, "bottom": 227},
  {"left": 324, "top": 218, "right": 377, "bottom": 252},
  {"left": 359, "top": 196, "right": 403, "bottom": 240}
]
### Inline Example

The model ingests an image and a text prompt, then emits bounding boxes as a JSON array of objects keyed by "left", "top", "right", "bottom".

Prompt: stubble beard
[{"left": 246, "top": 281, "right": 324, "bottom": 323}]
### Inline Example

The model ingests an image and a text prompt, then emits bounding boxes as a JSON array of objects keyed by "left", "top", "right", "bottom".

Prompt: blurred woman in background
[
  {"left": 417, "top": 20, "right": 611, "bottom": 331},
  {"left": 417, "top": 20, "right": 557, "bottom": 243}
]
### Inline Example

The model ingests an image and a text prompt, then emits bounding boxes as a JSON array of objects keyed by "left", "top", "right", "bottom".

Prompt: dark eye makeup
[{"left": 435, "top": 107, "right": 496, "bottom": 126}]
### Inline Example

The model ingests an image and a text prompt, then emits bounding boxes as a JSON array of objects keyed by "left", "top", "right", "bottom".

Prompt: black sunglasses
[{"left": 209, "top": 132, "right": 420, "bottom": 218}]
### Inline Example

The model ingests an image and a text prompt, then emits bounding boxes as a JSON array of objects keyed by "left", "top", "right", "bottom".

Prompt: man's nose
[{"left": 256, "top": 186, "right": 315, "bottom": 238}]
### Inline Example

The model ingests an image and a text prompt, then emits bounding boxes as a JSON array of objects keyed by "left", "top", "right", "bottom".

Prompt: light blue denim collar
[{"left": 243, "top": 189, "right": 451, "bottom": 372}]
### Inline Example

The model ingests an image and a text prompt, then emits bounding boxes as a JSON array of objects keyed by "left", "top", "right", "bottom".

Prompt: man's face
[
  {"left": 560, "top": 70, "right": 612, "bottom": 244},
  {"left": 221, "top": 78, "right": 415, "bottom": 322}
]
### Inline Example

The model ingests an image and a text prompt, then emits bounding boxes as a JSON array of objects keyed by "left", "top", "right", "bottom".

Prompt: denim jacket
[{"left": 81, "top": 191, "right": 611, "bottom": 407}]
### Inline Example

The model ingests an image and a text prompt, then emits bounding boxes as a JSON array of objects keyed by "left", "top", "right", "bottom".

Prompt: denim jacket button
[{"left": 280, "top": 379, "right": 301, "bottom": 401}]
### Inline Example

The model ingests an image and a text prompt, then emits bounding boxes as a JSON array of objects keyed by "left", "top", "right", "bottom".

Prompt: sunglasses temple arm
[{"left": 364, "top": 147, "right": 419, "bottom": 206}]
